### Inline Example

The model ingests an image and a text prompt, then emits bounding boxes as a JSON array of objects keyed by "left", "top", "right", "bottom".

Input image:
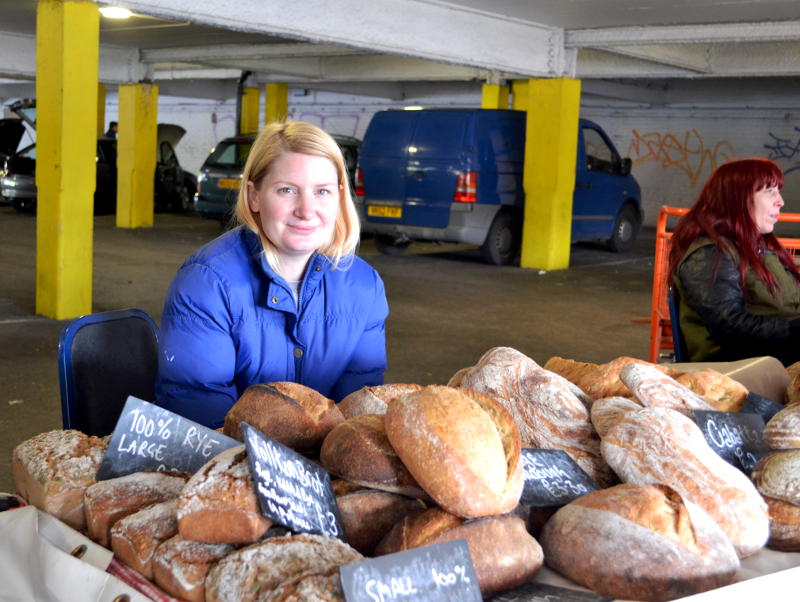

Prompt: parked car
[
  {"left": 0, "top": 123, "right": 195, "bottom": 215},
  {"left": 194, "top": 133, "right": 360, "bottom": 221},
  {"left": 355, "top": 108, "right": 642, "bottom": 265},
  {"left": 0, "top": 118, "right": 28, "bottom": 206}
]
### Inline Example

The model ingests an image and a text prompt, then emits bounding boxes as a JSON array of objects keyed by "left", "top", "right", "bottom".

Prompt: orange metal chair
[{"left": 649, "top": 206, "right": 800, "bottom": 363}]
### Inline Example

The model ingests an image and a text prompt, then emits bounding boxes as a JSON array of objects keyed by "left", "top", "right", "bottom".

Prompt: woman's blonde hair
[{"left": 234, "top": 121, "right": 360, "bottom": 272}]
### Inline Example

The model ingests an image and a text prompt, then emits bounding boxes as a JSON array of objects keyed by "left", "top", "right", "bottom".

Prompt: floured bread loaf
[
  {"left": 620, "top": 363, "right": 716, "bottom": 414},
  {"left": 267, "top": 567, "right": 343, "bottom": 601},
  {"left": 110, "top": 499, "right": 178, "bottom": 579},
  {"left": 448, "top": 347, "right": 614, "bottom": 487},
  {"left": 384, "top": 384, "right": 523, "bottom": 518},
  {"left": 84, "top": 471, "right": 187, "bottom": 547},
  {"left": 540, "top": 484, "right": 739, "bottom": 601},
  {"left": 337, "top": 384, "right": 422, "bottom": 418},
  {"left": 223, "top": 382, "right": 344, "bottom": 453},
  {"left": 12, "top": 429, "right": 107, "bottom": 530},
  {"left": 761, "top": 496, "right": 800, "bottom": 551},
  {"left": 601, "top": 407, "right": 769, "bottom": 557},
  {"left": 375, "top": 508, "right": 543, "bottom": 597},
  {"left": 178, "top": 444, "right": 272, "bottom": 544},
  {"left": 319, "top": 414, "right": 426, "bottom": 498},
  {"left": 764, "top": 402, "right": 800, "bottom": 450},
  {"left": 752, "top": 450, "right": 800, "bottom": 551},
  {"left": 204, "top": 533, "right": 363, "bottom": 602},
  {"left": 675, "top": 369, "right": 748, "bottom": 412},
  {"left": 786, "top": 361, "right": 800, "bottom": 404},
  {"left": 590, "top": 396, "right": 642, "bottom": 438},
  {"left": 152, "top": 534, "right": 234, "bottom": 602},
  {"left": 334, "top": 486, "right": 425, "bottom": 555}
]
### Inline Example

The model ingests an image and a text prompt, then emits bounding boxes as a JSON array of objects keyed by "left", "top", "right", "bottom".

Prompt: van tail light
[
  {"left": 453, "top": 171, "right": 477, "bottom": 203},
  {"left": 355, "top": 168, "right": 364, "bottom": 196}
]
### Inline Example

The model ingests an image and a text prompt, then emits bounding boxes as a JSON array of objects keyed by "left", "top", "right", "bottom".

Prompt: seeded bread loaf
[
  {"left": 674, "top": 369, "right": 749, "bottom": 412},
  {"left": 110, "top": 499, "right": 179, "bottom": 579},
  {"left": 152, "top": 534, "right": 234, "bottom": 602},
  {"left": 12, "top": 429, "right": 107, "bottom": 530},
  {"left": 337, "top": 384, "right": 422, "bottom": 418},
  {"left": 178, "top": 444, "right": 272, "bottom": 544}
]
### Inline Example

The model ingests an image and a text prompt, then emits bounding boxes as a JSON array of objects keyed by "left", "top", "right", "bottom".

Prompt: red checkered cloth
[{"left": 107, "top": 557, "right": 182, "bottom": 602}]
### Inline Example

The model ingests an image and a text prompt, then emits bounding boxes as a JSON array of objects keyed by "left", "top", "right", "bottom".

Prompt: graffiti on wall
[
  {"left": 764, "top": 127, "right": 800, "bottom": 174},
  {"left": 626, "top": 128, "right": 736, "bottom": 188}
]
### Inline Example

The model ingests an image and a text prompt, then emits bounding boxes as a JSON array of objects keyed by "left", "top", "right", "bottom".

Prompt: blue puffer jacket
[{"left": 155, "top": 226, "right": 389, "bottom": 428}]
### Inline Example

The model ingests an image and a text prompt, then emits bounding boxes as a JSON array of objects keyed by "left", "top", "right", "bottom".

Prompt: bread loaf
[
  {"left": 335, "top": 487, "right": 425, "bottom": 555},
  {"left": 620, "top": 363, "right": 717, "bottom": 414},
  {"left": 319, "top": 414, "right": 426, "bottom": 498},
  {"left": 152, "top": 534, "right": 234, "bottom": 602},
  {"left": 384, "top": 385, "right": 523, "bottom": 518},
  {"left": 84, "top": 471, "right": 187, "bottom": 547},
  {"left": 178, "top": 444, "right": 272, "bottom": 544},
  {"left": 223, "top": 382, "right": 344, "bottom": 453},
  {"left": 374, "top": 507, "right": 543, "bottom": 597},
  {"left": 764, "top": 401, "right": 800, "bottom": 450},
  {"left": 589, "top": 396, "right": 642, "bottom": 438},
  {"left": 751, "top": 450, "right": 800, "bottom": 504},
  {"left": 601, "top": 407, "right": 769, "bottom": 557},
  {"left": 12, "top": 429, "right": 107, "bottom": 530},
  {"left": 110, "top": 499, "right": 178, "bottom": 579},
  {"left": 786, "top": 361, "right": 800, "bottom": 404},
  {"left": 762, "top": 496, "right": 800, "bottom": 551},
  {"left": 266, "top": 567, "right": 343, "bottom": 601},
  {"left": 337, "top": 384, "right": 422, "bottom": 418},
  {"left": 540, "top": 484, "right": 739, "bottom": 601},
  {"left": 449, "top": 347, "right": 614, "bottom": 487},
  {"left": 675, "top": 369, "right": 748, "bottom": 412},
  {"left": 204, "top": 533, "right": 363, "bottom": 602}
]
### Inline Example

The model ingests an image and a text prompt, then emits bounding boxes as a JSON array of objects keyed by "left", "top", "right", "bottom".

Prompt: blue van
[{"left": 354, "top": 109, "right": 642, "bottom": 265}]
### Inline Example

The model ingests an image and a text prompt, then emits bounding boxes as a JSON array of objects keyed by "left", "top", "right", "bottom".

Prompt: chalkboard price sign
[
  {"left": 520, "top": 449, "right": 600, "bottom": 507},
  {"left": 692, "top": 410, "right": 770, "bottom": 473},
  {"left": 340, "top": 539, "right": 482, "bottom": 602},
  {"left": 241, "top": 422, "right": 345, "bottom": 541},
  {"left": 96, "top": 396, "right": 240, "bottom": 480},
  {"left": 489, "top": 581, "right": 613, "bottom": 602},
  {"left": 740, "top": 392, "right": 786, "bottom": 423}
]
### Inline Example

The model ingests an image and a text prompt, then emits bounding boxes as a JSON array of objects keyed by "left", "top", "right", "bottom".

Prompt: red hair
[{"left": 668, "top": 158, "right": 800, "bottom": 294}]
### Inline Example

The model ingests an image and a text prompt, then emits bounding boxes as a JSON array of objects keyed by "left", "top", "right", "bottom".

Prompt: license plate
[
  {"left": 217, "top": 178, "right": 240, "bottom": 189},
  {"left": 367, "top": 205, "right": 402, "bottom": 218}
]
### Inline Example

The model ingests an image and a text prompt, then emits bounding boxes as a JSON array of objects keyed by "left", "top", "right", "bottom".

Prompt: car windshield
[{"left": 204, "top": 140, "right": 252, "bottom": 169}]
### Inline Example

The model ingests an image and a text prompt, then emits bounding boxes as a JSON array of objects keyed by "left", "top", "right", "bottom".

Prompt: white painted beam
[
  {"left": 142, "top": 43, "right": 370, "bottom": 64},
  {"left": 581, "top": 80, "right": 668, "bottom": 106},
  {"left": 600, "top": 44, "right": 710, "bottom": 74}
]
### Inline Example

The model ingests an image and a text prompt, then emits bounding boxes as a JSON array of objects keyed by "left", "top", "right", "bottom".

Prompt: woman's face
[
  {"left": 247, "top": 151, "right": 340, "bottom": 267},
  {"left": 751, "top": 185, "right": 784, "bottom": 234}
]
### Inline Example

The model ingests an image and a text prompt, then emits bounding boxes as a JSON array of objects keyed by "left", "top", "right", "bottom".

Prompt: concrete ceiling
[{"left": 1, "top": 0, "right": 800, "bottom": 105}]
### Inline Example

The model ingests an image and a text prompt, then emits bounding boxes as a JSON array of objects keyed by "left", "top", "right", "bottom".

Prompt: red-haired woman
[{"left": 668, "top": 158, "right": 800, "bottom": 365}]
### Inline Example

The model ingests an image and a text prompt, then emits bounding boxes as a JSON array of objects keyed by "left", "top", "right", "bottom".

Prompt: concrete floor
[{"left": 0, "top": 205, "right": 658, "bottom": 494}]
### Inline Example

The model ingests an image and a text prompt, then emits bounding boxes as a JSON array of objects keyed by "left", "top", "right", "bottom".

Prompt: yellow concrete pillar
[
  {"left": 35, "top": 0, "right": 99, "bottom": 319},
  {"left": 481, "top": 83, "right": 509, "bottom": 109},
  {"left": 520, "top": 77, "right": 581, "bottom": 271},
  {"left": 117, "top": 83, "right": 158, "bottom": 229},
  {"left": 265, "top": 83, "right": 288, "bottom": 124},
  {"left": 511, "top": 80, "right": 528, "bottom": 111},
  {"left": 97, "top": 83, "right": 106, "bottom": 138},
  {"left": 240, "top": 86, "right": 260, "bottom": 135}
]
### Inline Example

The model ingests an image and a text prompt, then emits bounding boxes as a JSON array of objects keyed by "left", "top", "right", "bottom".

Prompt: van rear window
[
  {"left": 411, "top": 112, "right": 466, "bottom": 159},
  {"left": 204, "top": 140, "right": 252, "bottom": 168}
]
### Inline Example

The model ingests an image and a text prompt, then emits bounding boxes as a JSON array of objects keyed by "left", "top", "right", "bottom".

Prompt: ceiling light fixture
[{"left": 99, "top": 7, "right": 133, "bottom": 19}]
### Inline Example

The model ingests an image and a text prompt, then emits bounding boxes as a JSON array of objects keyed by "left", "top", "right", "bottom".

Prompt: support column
[
  {"left": 511, "top": 80, "right": 528, "bottom": 111},
  {"left": 265, "top": 83, "right": 288, "bottom": 124},
  {"left": 117, "top": 82, "right": 158, "bottom": 229},
  {"left": 97, "top": 83, "right": 106, "bottom": 138},
  {"left": 35, "top": 0, "right": 99, "bottom": 319},
  {"left": 240, "top": 86, "right": 260, "bottom": 135},
  {"left": 520, "top": 77, "right": 581, "bottom": 271},
  {"left": 481, "top": 83, "right": 509, "bottom": 109}
]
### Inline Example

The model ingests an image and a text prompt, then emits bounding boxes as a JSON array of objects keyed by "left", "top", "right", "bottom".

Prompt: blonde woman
[{"left": 156, "top": 122, "right": 388, "bottom": 428}]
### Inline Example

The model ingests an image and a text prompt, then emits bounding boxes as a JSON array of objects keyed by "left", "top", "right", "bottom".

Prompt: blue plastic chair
[
  {"left": 58, "top": 308, "right": 159, "bottom": 437},
  {"left": 667, "top": 286, "right": 690, "bottom": 363}
]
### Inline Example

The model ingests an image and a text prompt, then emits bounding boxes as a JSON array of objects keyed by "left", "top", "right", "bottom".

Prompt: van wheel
[
  {"left": 606, "top": 205, "right": 640, "bottom": 253},
  {"left": 481, "top": 211, "right": 519, "bottom": 265},
  {"left": 375, "top": 234, "right": 410, "bottom": 256}
]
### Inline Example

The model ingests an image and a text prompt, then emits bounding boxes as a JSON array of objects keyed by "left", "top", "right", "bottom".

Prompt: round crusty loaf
[
  {"left": 223, "top": 382, "right": 344, "bottom": 453},
  {"left": 320, "top": 414, "right": 426, "bottom": 498},
  {"left": 764, "top": 402, "right": 800, "bottom": 450},
  {"left": 266, "top": 567, "right": 344, "bottom": 601},
  {"left": 601, "top": 407, "right": 769, "bottom": 558},
  {"left": 541, "top": 484, "right": 739, "bottom": 601},
  {"left": 152, "top": 534, "right": 234, "bottom": 602},
  {"left": 374, "top": 507, "right": 543, "bottom": 598},
  {"left": 178, "top": 444, "right": 272, "bottom": 544},
  {"left": 111, "top": 499, "right": 179, "bottom": 580},
  {"left": 762, "top": 495, "right": 800, "bottom": 551},
  {"left": 384, "top": 385, "right": 523, "bottom": 519},
  {"left": 12, "top": 429, "right": 107, "bottom": 531},
  {"left": 337, "top": 383, "right": 422, "bottom": 418},
  {"left": 84, "top": 471, "right": 188, "bottom": 548},
  {"left": 751, "top": 449, "right": 800, "bottom": 504},
  {"left": 204, "top": 533, "right": 363, "bottom": 602}
]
